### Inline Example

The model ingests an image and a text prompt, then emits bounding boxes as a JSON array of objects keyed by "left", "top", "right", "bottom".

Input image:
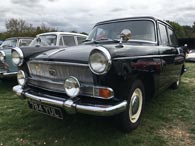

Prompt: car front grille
[{"left": 27, "top": 60, "right": 94, "bottom": 93}]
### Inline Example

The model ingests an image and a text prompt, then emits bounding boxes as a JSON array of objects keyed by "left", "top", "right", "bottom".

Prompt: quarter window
[
  {"left": 167, "top": 28, "right": 178, "bottom": 47},
  {"left": 159, "top": 24, "right": 169, "bottom": 46},
  {"left": 63, "top": 36, "right": 76, "bottom": 46},
  {"left": 77, "top": 37, "right": 86, "bottom": 44},
  {"left": 19, "top": 39, "right": 32, "bottom": 47}
]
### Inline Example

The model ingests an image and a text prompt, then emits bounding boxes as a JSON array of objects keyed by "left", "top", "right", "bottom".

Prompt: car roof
[
  {"left": 95, "top": 16, "right": 173, "bottom": 29},
  {"left": 37, "top": 32, "right": 87, "bottom": 37},
  {"left": 6, "top": 37, "right": 33, "bottom": 40}
]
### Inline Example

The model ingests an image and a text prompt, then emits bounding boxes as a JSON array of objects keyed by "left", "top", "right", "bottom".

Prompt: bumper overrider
[{"left": 13, "top": 85, "right": 127, "bottom": 116}]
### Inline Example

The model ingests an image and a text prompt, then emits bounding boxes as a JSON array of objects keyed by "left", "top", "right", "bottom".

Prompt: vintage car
[
  {"left": 29, "top": 32, "right": 87, "bottom": 47},
  {"left": 0, "top": 32, "right": 87, "bottom": 78},
  {"left": 12, "top": 17, "right": 185, "bottom": 132},
  {"left": 0, "top": 37, "right": 33, "bottom": 77}
]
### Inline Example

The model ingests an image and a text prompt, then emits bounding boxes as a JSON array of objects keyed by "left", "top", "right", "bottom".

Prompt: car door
[{"left": 158, "top": 22, "right": 178, "bottom": 90}]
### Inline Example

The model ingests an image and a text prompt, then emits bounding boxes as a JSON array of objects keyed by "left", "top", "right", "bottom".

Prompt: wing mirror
[
  {"left": 120, "top": 29, "right": 131, "bottom": 42},
  {"left": 117, "top": 29, "right": 131, "bottom": 48}
]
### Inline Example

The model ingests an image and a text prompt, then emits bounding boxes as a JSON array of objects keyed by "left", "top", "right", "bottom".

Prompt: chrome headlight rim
[
  {"left": 89, "top": 46, "right": 112, "bottom": 75},
  {"left": 17, "top": 70, "right": 26, "bottom": 86},
  {"left": 0, "top": 51, "right": 5, "bottom": 62},
  {"left": 64, "top": 76, "right": 80, "bottom": 98},
  {"left": 12, "top": 47, "right": 24, "bottom": 66}
]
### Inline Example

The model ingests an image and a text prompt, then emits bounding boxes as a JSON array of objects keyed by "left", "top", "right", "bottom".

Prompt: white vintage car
[
  {"left": 0, "top": 32, "right": 87, "bottom": 78},
  {"left": 30, "top": 32, "right": 87, "bottom": 47}
]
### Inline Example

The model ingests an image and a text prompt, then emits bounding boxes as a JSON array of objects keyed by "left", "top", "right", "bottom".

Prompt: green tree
[
  {"left": 0, "top": 18, "right": 57, "bottom": 40},
  {"left": 5, "top": 18, "right": 29, "bottom": 35},
  {"left": 183, "top": 25, "right": 193, "bottom": 38},
  {"left": 166, "top": 20, "right": 186, "bottom": 38}
]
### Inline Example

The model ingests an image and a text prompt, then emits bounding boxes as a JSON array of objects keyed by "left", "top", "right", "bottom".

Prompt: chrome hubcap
[
  {"left": 129, "top": 88, "right": 143, "bottom": 123},
  {"left": 131, "top": 95, "right": 139, "bottom": 115}
]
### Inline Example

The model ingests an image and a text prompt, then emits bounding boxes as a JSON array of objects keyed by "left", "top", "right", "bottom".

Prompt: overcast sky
[{"left": 1, "top": 0, "right": 195, "bottom": 33}]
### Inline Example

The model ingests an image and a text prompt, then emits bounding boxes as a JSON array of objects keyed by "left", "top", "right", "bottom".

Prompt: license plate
[{"left": 28, "top": 99, "right": 63, "bottom": 119}]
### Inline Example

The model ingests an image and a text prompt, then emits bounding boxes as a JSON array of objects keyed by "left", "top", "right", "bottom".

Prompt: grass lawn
[{"left": 0, "top": 63, "right": 195, "bottom": 146}]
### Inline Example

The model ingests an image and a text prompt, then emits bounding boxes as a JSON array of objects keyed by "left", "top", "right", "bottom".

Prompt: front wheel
[{"left": 119, "top": 80, "right": 145, "bottom": 132}]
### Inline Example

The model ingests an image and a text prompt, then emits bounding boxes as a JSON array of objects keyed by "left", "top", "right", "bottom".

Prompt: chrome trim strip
[
  {"left": 127, "top": 40, "right": 157, "bottom": 44},
  {"left": 13, "top": 85, "right": 127, "bottom": 116},
  {"left": 28, "top": 60, "right": 88, "bottom": 67},
  {"left": 2, "top": 72, "right": 17, "bottom": 76},
  {"left": 113, "top": 54, "right": 176, "bottom": 60},
  {"left": 47, "top": 48, "right": 66, "bottom": 57},
  {"left": 28, "top": 77, "right": 63, "bottom": 86}
]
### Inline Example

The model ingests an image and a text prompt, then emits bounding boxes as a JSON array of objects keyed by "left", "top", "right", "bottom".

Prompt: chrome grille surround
[
  {"left": 27, "top": 60, "right": 94, "bottom": 92},
  {"left": 27, "top": 60, "right": 93, "bottom": 83}
]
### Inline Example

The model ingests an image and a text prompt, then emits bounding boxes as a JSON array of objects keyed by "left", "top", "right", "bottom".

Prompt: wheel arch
[{"left": 136, "top": 72, "right": 155, "bottom": 99}]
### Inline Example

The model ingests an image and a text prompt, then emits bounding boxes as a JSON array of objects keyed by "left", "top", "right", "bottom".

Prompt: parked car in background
[
  {"left": 30, "top": 32, "right": 87, "bottom": 47},
  {"left": 12, "top": 17, "right": 185, "bottom": 132},
  {"left": 0, "top": 37, "right": 33, "bottom": 77},
  {"left": 0, "top": 32, "right": 87, "bottom": 78},
  {"left": 186, "top": 49, "right": 195, "bottom": 62},
  {"left": 0, "top": 40, "right": 4, "bottom": 45}
]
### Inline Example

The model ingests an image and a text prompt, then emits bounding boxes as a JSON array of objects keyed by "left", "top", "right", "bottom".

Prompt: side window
[
  {"left": 159, "top": 23, "right": 169, "bottom": 46},
  {"left": 77, "top": 37, "right": 86, "bottom": 44},
  {"left": 167, "top": 28, "right": 178, "bottom": 47},
  {"left": 19, "top": 39, "right": 32, "bottom": 47},
  {"left": 63, "top": 36, "right": 76, "bottom": 46},
  {"left": 95, "top": 28, "right": 108, "bottom": 40}
]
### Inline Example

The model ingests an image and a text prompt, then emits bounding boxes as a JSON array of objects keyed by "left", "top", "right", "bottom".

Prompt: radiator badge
[
  {"left": 35, "top": 64, "right": 41, "bottom": 74},
  {"left": 49, "top": 66, "right": 57, "bottom": 77}
]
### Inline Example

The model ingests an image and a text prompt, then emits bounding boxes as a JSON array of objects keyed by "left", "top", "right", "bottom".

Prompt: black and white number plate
[{"left": 28, "top": 99, "right": 63, "bottom": 119}]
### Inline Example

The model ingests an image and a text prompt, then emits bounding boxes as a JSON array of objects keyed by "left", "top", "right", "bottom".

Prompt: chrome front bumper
[{"left": 13, "top": 85, "right": 127, "bottom": 116}]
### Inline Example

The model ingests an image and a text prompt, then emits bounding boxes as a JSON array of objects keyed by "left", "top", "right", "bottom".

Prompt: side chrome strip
[
  {"left": 2, "top": 72, "right": 18, "bottom": 76},
  {"left": 113, "top": 54, "right": 176, "bottom": 60},
  {"left": 28, "top": 60, "right": 89, "bottom": 67}
]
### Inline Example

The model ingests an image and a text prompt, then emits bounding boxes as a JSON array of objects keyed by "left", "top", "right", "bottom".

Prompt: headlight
[
  {"left": 0, "top": 51, "right": 5, "bottom": 62},
  {"left": 89, "top": 47, "right": 111, "bottom": 75},
  {"left": 17, "top": 70, "right": 26, "bottom": 86},
  {"left": 12, "top": 47, "right": 24, "bottom": 66},
  {"left": 64, "top": 76, "right": 80, "bottom": 98}
]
